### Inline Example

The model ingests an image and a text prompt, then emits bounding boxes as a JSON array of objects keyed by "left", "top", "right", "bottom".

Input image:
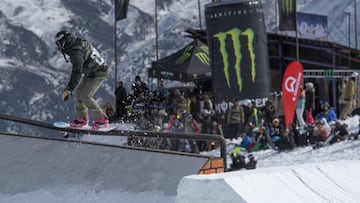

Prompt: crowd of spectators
[{"left": 106, "top": 75, "right": 359, "bottom": 159}]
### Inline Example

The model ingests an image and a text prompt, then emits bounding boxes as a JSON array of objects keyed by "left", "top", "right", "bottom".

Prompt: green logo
[
  {"left": 325, "top": 69, "right": 333, "bottom": 81},
  {"left": 214, "top": 27, "right": 255, "bottom": 92},
  {"left": 176, "top": 45, "right": 194, "bottom": 65},
  {"left": 281, "top": 0, "right": 294, "bottom": 15},
  {"left": 195, "top": 45, "right": 210, "bottom": 65},
  {"left": 176, "top": 44, "right": 210, "bottom": 66}
]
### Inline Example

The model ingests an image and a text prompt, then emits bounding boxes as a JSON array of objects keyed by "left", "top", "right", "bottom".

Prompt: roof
[{"left": 267, "top": 32, "right": 360, "bottom": 70}]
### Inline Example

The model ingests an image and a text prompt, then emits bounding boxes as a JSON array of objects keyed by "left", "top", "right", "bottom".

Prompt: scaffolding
[
  {"left": 304, "top": 69, "right": 356, "bottom": 79},
  {"left": 303, "top": 69, "right": 360, "bottom": 114}
]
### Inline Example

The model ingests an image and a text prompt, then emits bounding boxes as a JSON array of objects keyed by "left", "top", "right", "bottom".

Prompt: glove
[
  {"left": 63, "top": 89, "right": 72, "bottom": 101},
  {"left": 86, "top": 72, "right": 96, "bottom": 78}
]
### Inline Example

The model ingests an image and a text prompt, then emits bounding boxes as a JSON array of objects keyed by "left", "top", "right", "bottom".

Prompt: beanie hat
[{"left": 305, "top": 82, "right": 314, "bottom": 88}]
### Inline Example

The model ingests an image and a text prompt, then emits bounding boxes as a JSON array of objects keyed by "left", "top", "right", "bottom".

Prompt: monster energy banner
[
  {"left": 205, "top": 0, "right": 271, "bottom": 115},
  {"left": 278, "top": 0, "right": 297, "bottom": 31},
  {"left": 148, "top": 39, "right": 211, "bottom": 82}
]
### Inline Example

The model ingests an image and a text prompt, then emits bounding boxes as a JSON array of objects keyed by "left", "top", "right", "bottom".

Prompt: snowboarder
[{"left": 55, "top": 30, "right": 109, "bottom": 129}]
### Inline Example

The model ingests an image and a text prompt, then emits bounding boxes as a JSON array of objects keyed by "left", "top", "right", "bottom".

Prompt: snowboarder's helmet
[{"left": 55, "top": 30, "right": 72, "bottom": 50}]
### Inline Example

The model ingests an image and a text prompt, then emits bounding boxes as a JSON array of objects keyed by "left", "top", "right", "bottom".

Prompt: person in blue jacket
[{"left": 315, "top": 101, "right": 337, "bottom": 123}]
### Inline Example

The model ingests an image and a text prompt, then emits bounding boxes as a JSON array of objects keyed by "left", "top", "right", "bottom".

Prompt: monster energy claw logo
[
  {"left": 176, "top": 45, "right": 193, "bottom": 65},
  {"left": 214, "top": 27, "right": 255, "bottom": 92},
  {"left": 281, "top": 0, "right": 294, "bottom": 15},
  {"left": 195, "top": 45, "right": 210, "bottom": 65},
  {"left": 176, "top": 44, "right": 210, "bottom": 66}
]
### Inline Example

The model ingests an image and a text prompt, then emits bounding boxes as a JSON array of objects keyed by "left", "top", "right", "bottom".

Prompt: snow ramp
[
  {"left": 0, "top": 133, "right": 209, "bottom": 199},
  {"left": 176, "top": 160, "right": 360, "bottom": 203}
]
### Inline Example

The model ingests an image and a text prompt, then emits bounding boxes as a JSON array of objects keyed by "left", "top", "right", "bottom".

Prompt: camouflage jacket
[{"left": 63, "top": 38, "right": 107, "bottom": 91}]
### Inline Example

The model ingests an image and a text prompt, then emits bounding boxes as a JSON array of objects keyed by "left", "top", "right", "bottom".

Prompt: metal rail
[{"left": 0, "top": 113, "right": 227, "bottom": 170}]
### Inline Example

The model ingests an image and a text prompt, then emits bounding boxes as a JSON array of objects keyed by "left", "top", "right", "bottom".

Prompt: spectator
[
  {"left": 296, "top": 88, "right": 306, "bottom": 132},
  {"left": 199, "top": 109, "right": 212, "bottom": 151},
  {"left": 176, "top": 93, "right": 188, "bottom": 115},
  {"left": 276, "top": 125, "right": 296, "bottom": 151},
  {"left": 166, "top": 111, "right": 199, "bottom": 153},
  {"left": 200, "top": 109, "right": 212, "bottom": 134},
  {"left": 340, "top": 72, "right": 358, "bottom": 119},
  {"left": 273, "top": 92, "right": 284, "bottom": 121},
  {"left": 149, "top": 90, "right": 165, "bottom": 110},
  {"left": 132, "top": 75, "right": 149, "bottom": 98},
  {"left": 103, "top": 102, "right": 116, "bottom": 122},
  {"left": 166, "top": 113, "right": 185, "bottom": 151},
  {"left": 239, "top": 128, "right": 254, "bottom": 151},
  {"left": 203, "top": 94, "right": 215, "bottom": 115},
  {"left": 262, "top": 100, "right": 276, "bottom": 127},
  {"left": 247, "top": 125, "right": 268, "bottom": 152},
  {"left": 131, "top": 91, "right": 147, "bottom": 126},
  {"left": 310, "top": 120, "right": 329, "bottom": 146},
  {"left": 305, "top": 82, "right": 316, "bottom": 123},
  {"left": 182, "top": 113, "right": 201, "bottom": 153},
  {"left": 337, "top": 78, "right": 347, "bottom": 118},
  {"left": 293, "top": 122, "right": 307, "bottom": 146},
  {"left": 157, "top": 78, "right": 169, "bottom": 99},
  {"left": 242, "top": 99, "right": 253, "bottom": 126},
  {"left": 114, "top": 81, "right": 127, "bottom": 121},
  {"left": 229, "top": 151, "right": 257, "bottom": 171},
  {"left": 315, "top": 101, "right": 337, "bottom": 123},
  {"left": 227, "top": 100, "right": 245, "bottom": 140},
  {"left": 332, "top": 121, "right": 349, "bottom": 143},
  {"left": 270, "top": 118, "right": 284, "bottom": 143},
  {"left": 229, "top": 151, "right": 246, "bottom": 171},
  {"left": 183, "top": 113, "right": 201, "bottom": 134},
  {"left": 244, "top": 153, "right": 257, "bottom": 170},
  {"left": 170, "top": 89, "right": 181, "bottom": 115},
  {"left": 208, "top": 118, "right": 224, "bottom": 150},
  {"left": 153, "top": 109, "right": 168, "bottom": 132},
  {"left": 190, "top": 95, "right": 201, "bottom": 122},
  {"left": 305, "top": 106, "right": 315, "bottom": 125}
]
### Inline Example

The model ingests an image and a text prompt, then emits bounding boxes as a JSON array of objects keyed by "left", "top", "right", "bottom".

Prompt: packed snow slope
[
  {"left": 177, "top": 160, "right": 360, "bottom": 203},
  {"left": 0, "top": 133, "right": 208, "bottom": 202}
]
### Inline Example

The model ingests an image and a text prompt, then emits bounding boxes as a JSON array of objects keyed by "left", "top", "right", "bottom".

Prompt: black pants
[{"left": 116, "top": 101, "right": 126, "bottom": 119}]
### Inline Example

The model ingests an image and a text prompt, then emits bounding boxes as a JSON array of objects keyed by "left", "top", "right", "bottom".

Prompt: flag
[
  {"left": 282, "top": 61, "right": 304, "bottom": 129},
  {"left": 278, "top": 0, "right": 296, "bottom": 31},
  {"left": 115, "top": 0, "right": 129, "bottom": 21}
]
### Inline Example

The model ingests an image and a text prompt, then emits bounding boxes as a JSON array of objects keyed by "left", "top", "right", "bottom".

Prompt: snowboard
[{"left": 53, "top": 121, "right": 119, "bottom": 132}]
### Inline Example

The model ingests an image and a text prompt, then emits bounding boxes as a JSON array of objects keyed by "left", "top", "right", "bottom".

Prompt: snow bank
[{"left": 176, "top": 160, "right": 360, "bottom": 203}]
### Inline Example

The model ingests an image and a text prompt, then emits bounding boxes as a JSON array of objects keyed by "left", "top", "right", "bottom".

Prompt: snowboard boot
[
  {"left": 92, "top": 118, "right": 109, "bottom": 129},
  {"left": 70, "top": 115, "right": 89, "bottom": 128}
]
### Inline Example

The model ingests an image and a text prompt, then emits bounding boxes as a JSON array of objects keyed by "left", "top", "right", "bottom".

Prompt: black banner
[
  {"left": 115, "top": 0, "right": 129, "bottom": 21},
  {"left": 205, "top": 0, "right": 271, "bottom": 115},
  {"left": 278, "top": 0, "right": 297, "bottom": 31}
]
